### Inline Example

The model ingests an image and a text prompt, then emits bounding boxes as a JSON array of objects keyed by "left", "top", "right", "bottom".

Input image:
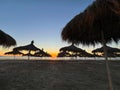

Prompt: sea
[{"left": 0, "top": 56, "right": 120, "bottom": 60}]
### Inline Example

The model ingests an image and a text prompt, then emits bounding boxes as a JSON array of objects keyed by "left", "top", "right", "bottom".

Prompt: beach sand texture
[{"left": 0, "top": 60, "right": 120, "bottom": 90}]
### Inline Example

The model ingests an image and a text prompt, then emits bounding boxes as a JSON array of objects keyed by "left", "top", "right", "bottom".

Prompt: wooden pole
[
  {"left": 101, "top": 31, "right": 113, "bottom": 90},
  {"left": 28, "top": 50, "right": 31, "bottom": 60},
  {"left": 14, "top": 55, "right": 15, "bottom": 60},
  {"left": 28, "top": 55, "right": 29, "bottom": 60}
]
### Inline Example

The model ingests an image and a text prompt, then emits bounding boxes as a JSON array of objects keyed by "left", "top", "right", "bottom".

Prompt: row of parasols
[
  {"left": 57, "top": 43, "right": 120, "bottom": 57},
  {"left": 4, "top": 40, "right": 120, "bottom": 58},
  {"left": 2, "top": 29, "right": 120, "bottom": 58}
]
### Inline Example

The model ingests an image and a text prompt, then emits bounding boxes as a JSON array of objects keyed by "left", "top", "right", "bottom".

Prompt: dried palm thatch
[
  {"left": 5, "top": 50, "right": 23, "bottom": 55},
  {"left": 62, "top": 13, "right": 86, "bottom": 45},
  {"left": 92, "top": 45, "right": 120, "bottom": 57},
  {"left": 62, "top": 0, "right": 120, "bottom": 45},
  {"left": 92, "top": 45, "right": 120, "bottom": 53},
  {"left": 59, "top": 44, "right": 93, "bottom": 57},
  {"left": 60, "top": 44, "right": 85, "bottom": 53},
  {"left": 0, "top": 30, "right": 16, "bottom": 47},
  {"left": 14, "top": 41, "right": 39, "bottom": 52},
  {"left": 13, "top": 41, "right": 40, "bottom": 60}
]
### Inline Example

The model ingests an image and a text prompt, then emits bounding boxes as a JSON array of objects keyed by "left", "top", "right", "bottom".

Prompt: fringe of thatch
[
  {"left": 0, "top": 30, "right": 16, "bottom": 47},
  {"left": 61, "top": 0, "right": 120, "bottom": 45}
]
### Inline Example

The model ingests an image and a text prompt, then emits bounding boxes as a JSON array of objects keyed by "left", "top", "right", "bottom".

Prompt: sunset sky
[{"left": 0, "top": 0, "right": 120, "bottom": 57}]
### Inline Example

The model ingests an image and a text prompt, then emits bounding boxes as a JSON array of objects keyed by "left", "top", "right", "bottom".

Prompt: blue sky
[{"left": 0, "top": 0, "right": 120, "bottom": 56}]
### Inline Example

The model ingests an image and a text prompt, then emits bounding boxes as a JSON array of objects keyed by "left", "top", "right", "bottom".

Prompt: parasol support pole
[
  {"left": 101, "top": 31, "right": 113, "bottom": 90},
  {"left": 14, "top": 55, "right": 15, "bottom": 60},
  {"left": 28, "top": 55, "right": 30, "bottom": 60},
  {"left": 28, "top": 50, "right": 31, "bottom": 60}
]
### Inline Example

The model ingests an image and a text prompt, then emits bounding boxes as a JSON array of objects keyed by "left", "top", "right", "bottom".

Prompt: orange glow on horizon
[
  {"left": 0, "top": 52, "right": 4, "bottom": 56},
  {"left": 51, "top": 53, "right": 57, "bottom": 57}
]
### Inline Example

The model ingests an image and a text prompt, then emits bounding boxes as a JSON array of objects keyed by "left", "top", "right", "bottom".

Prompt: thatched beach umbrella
[
  {"left": 14, "top": 40, "right": 40, "bottom": 60},
  {"left": 60, "top": 44, "right": 83, "bottom": 52},
  {"left": 62, "top": 0, "right": 120, "bottom": 45},
  {"left": 60, "top": 43, "right": 87, "bottom": 57},
  {"left": 92, "top": 45, "right": 120, "bottom": 57},
  {"left": 0, "top": 30, "right": 16, "bottom": 47},
  {"left": 5, "top": 49, "right": 23, "bottom": 60},
  {"left": 61, "top": 0, "right": 120, "bottom": 90}
]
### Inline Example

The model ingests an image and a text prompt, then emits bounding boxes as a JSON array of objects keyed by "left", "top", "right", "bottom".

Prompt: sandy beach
[{"left": 0, "top": 60, "right": 120, "bottom": 90}]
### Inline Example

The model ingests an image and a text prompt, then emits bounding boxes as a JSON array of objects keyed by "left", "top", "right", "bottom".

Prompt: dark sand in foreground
[{"left": 0, "top": 60, "right": 120, "bottom": 90}]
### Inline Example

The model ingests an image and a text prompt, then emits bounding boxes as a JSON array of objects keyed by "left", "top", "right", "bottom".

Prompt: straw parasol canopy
[
  {"left": 0, "top": 30, "right": 16, "bottom": 47},
  {"left": 14, "top": 41, "right": 39, "bottom": 52},
  {"left": 62, "top": 0, "right": 120, "bottom": 45},
  {"left": 92, "top": 45, "right": 120, "bottom": 53},
  {"left": 92, "top": 45, "right": 120, "bottom": 57},
  {"left": 59, "top": 43, "right": 89, "bottom": 57},
  {"left": 5, "top": 50, "right": 23, "bottom": 55},
  {"left": 13, "top": 40, "right": 40, "bottom": 60},
  {"left": 60, "top": 43, "right": 84, "bottom": 52}
]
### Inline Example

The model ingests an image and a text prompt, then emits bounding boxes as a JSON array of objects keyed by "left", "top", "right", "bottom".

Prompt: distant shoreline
[{"left": 0, "top": 56, "right": 120, "bottom": 61}]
